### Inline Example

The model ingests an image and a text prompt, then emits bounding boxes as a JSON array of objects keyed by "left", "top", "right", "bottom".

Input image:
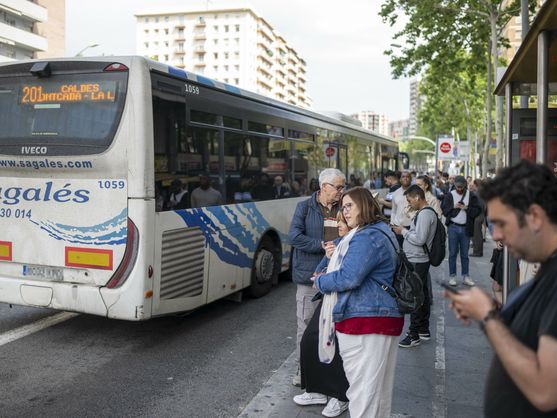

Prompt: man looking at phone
[
  {"left": 442, "top": 175, "right": 482, "bottom": 286},
  {"left": 391, "top": 171, "right": 415, "bottom": 246},
  {"left": 393, "top": 185, "right": 437, "bottom": 347},
  {"left": 445, "top": 161, "right": 557, "bottom": 417},
  {"left": 288, "top": 168, "right": 345, "bottom": 386}
]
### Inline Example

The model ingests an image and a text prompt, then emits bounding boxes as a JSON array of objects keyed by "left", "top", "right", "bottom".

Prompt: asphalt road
[{"left": 0, "top": 280, "right": 297, "bottom": 418}]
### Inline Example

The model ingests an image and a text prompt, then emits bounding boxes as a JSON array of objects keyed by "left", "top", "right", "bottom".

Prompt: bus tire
[{"left": 249, "top": 236, "right": 279, "bottom": 298}]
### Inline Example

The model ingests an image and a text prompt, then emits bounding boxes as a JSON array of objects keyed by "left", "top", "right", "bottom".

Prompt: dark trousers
[
  {"left": 472, "top": 214, "right": 485, "bottom": 256},
  {"left": 408, "top": 261, "right": 431, "bottom": 337}
]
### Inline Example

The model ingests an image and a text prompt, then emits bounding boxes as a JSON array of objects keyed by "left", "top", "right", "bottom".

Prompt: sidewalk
[{"left": 239, "top": 239, "right": 496, "bottom": 418}]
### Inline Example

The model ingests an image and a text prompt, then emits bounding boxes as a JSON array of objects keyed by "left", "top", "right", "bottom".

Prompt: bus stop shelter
[{"left": 494, "top": 0, "right": 557, "bottom": 297}]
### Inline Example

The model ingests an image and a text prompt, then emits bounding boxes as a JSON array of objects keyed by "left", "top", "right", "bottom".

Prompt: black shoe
[
  {"left": 399, "top": 334, "right": 421, "bottom": 348},
  {"left": 418, "top": 331, "right": 431, "bottom": 341}
]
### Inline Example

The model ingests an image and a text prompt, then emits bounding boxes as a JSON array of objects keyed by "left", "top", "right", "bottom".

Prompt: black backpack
[
  {"left": 414, "top": 207, "right": 446, "bottom": 267},
  {"left": 373, "top": 227, "right": 424, "bottom": 314}
]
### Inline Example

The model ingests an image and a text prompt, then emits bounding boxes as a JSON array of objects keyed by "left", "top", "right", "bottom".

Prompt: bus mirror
[{"left": 30, "top": 62, "right": 51, "bottom": 78}]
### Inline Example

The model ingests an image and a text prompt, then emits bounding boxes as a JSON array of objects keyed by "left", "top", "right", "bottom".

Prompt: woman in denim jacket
[{"left": 314, "top": 187, "right": 402, "bottom": 418}]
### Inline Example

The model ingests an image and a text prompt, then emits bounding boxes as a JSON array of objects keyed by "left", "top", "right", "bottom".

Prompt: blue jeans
[{"left": 448, "top": 223, "right": 470, "bottom": 276}]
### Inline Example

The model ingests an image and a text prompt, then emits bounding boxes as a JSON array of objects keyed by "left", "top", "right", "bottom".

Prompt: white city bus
[{"left": 0, "top": 56, "right": 407, "bottom": 320}]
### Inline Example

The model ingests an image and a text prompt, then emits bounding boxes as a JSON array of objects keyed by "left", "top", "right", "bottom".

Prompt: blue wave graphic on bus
[
  {"left": 31, "top": 208, "right": 128, "bottom": 245},
  {"left": 176, "top": 203, "right": 287, "bottom": 268}
]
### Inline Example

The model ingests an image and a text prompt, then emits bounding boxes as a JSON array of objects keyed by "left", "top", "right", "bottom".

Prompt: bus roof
[{"left": 144, "top": 57, "right": 398, "bottom": 146}]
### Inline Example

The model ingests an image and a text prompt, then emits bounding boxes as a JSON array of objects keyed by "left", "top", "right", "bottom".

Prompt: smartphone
[{"left": 437, "top": 279, "right": 460, "bottom": 294}]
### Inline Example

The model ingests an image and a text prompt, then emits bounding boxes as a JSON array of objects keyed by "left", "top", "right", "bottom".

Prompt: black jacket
[{"left": 441, "top": 190, "right": 482, "bottom": 237}]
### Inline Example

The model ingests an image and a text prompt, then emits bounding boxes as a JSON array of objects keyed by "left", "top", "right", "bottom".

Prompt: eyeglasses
[
  {"left": 324, "top": 182, "right": 345, "bottom": 191},
  {"left": 341, "top": 203, "right": 354, "bottom": 212}
]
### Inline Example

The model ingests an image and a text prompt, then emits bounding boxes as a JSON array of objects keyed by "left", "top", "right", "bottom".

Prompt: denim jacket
[{"left": 314, "top": 222, "right": 401, "bottom": 322}]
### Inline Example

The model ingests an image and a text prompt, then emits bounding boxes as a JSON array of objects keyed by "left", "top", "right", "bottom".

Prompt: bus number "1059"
[{"left": 98, "top": 180, "right": 125, "bottom": 189}]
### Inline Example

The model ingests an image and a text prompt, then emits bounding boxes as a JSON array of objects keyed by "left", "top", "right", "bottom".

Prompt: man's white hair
[{"left": 319, "top": 168, "right": 346, "bottom": 188}]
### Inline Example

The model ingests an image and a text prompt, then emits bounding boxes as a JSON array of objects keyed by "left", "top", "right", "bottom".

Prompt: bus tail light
[
  {"left": 104, "top": 63, "right": 129, "bottom": 72},
  {"left": 0, "top": 241, "right": 12, "bottom": 261},
  {"left": 106, "top": 218, "right": 139, "bottom": 289}
]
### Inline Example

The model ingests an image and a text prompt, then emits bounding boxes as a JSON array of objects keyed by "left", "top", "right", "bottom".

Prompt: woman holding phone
[{"left": 314, "top": 187, "right": 402, "bottom": 418}]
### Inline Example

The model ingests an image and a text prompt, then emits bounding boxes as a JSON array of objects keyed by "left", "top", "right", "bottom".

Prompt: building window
[
  {"left": 224, "top": 25, "right": 229, "bottom": 32},
  {"left": 164, "top": 55, "right": 169, "bottom": 61},
  {"left": 213, "top": 25, "right": 218, "bottom": 31},
  {"left": 144, "top": 29, "right": 149, "bottom": 35},
  {"left": 164, "top": 16, "right": 169, "bottom": 22},
  {"left": 144, "top": 42, "right": 149, "bottom": 48},
  {"left": 234, "top": 78, "right": 239, "bottom": 85},
  {"left": 155, "top": 17, "right": 159, "bottom": 23},
  {"left": 155, "top": 29, "right": 159, "bottom": 35},
  {"left": 213, "top": 39, "right": 218, "bottom": 45},
  {"left": 224, "top": 52, "right": 229, "bottom": 59},
  {"left": 234, "top": 65, "right": 239, "bottom": 71},
  {"left": 235, "top": 25, "right": 240, "bottom": 32},
  {"left": 164, "top": 41, "right": 169, "bottom": 47},
  {"left": 213, "top": 66, "right": 218, "bottom": 71},
  {"left": 214, "top": 52, "right": 218, "bottom": 59},
  {"left": 145, "top": 17, "right": 149, "bottom": 23},
  {"left": 164, "top": 28, "right": 169, "bottom": 35}
]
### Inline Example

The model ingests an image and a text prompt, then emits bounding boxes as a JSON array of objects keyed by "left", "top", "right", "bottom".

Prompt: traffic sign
[{"left": 437, "top": 135, "right": 454, "bottom": 161}]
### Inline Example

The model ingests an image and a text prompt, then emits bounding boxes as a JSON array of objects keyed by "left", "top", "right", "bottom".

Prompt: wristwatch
[{"left": 479, "top": 308, "right": 501, "bottom": 333}]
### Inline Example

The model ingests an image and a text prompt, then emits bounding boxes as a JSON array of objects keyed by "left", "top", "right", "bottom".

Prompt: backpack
[
  {"left": 372, "top": 227, "right": 425, "bottom": 314},
  {"left": 414, "top": 207, "right": 446, "bottom": 267}
]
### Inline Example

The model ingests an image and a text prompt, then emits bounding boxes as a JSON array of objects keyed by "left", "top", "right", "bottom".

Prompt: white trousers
[
  {"left": 337, "top": 332, "right": 399, "bottom": 418},
  {"left": 295, "top": 284, "right": 319, "bottom": 360}
]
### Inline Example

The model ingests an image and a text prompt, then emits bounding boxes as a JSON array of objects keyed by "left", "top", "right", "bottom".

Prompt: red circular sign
[
  {"left": 325, "top": 147, "right": 335, "bottom": 157},
  {"left": 440, "top": 142, "right": 451, "bottom": 153}
]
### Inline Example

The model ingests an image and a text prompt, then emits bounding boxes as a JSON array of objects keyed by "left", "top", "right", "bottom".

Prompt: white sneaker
[
  {"left": 322, "top": 397, "right": 349, "bottom": 417},
  {"left": 463, "top": 276, "right": 475, "bottom": 286},
  {"left": 293, "top": 392, "right": 328, "bottom": 406},
  {"left": 448, "top": 277, "right": 457, "bottom": 286}
]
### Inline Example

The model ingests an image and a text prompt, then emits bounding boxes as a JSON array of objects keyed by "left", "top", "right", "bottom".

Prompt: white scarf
[{"left": 318, "top": 227, "right": 358, "bottom": 363}]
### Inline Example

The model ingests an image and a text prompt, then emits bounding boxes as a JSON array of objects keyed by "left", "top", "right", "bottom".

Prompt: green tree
[{"left": 380, "top": 0, "right": 538, "bottom": 175}]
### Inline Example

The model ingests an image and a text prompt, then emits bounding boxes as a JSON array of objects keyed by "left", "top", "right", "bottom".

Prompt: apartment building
[
  {"left": 409, "top": 78, "right": 422, "bottom": 137},
  {"left": 350, "top": 110, "right": 389, "bottom": 136},
  {"left": 35, "top": 0, "right": 64, "bottom": 59},
  {"left": 136, "top": 8, "right": 311, "bottom": 108},
  {"left": 500, "top": 0, "right": 545, "bottom": 64},
  {"left": 389, "top": 118, "right": 409, "bottom": 140},
  {"left": 0, "top": 1, "right": 46, "bottom": 61}
]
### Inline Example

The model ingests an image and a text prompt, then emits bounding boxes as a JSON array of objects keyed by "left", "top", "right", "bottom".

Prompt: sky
[{"left": 66, "top": 0, "right": 410, "bottom": 121}]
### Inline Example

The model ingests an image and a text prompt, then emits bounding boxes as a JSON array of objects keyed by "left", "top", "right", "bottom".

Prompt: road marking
[
  {"left": 432, "top": 298, "right": 447, "bottom": 418},
  {"left": 0, "top": 312, "right": 78, "bottom": 347}
]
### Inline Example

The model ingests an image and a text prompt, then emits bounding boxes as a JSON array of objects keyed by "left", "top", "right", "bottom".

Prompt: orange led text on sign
[{"left": 21, "top": 83, "right": 116, "bottom": 104}]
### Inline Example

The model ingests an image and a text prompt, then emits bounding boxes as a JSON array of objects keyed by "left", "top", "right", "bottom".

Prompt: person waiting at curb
[
  {"left": 293, "top": 212, "right": 351, "bottom": 417},
  {"left": 393, "top": 185, "right": 437, "bottom": 348},
  {"left": 288, "top": 168, "right": 346, "bottom": 387},
  {"left": 445, "top": 161, "right": 557, "bottom": 417},
  {"left": 442, "top": 175, "right": 482, "bottom": 286}
]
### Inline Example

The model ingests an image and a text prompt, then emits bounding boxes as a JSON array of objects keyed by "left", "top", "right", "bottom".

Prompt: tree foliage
[{"left": 380, "top": 0, "right": 538, "bottom": 174}]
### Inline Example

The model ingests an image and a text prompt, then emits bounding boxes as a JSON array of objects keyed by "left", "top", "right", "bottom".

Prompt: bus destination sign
[{"left": 20, "top": 82, "right": 116, "bottom": 105}]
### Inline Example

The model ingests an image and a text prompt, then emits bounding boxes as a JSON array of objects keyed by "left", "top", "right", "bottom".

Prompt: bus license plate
[{"left": 22, "top": 265, "right": 64, "bottom": 280}]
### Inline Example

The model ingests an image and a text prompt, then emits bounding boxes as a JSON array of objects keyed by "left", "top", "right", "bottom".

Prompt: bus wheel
[{"left": 249, "top": 236, "right": 279, "bottom": 298}]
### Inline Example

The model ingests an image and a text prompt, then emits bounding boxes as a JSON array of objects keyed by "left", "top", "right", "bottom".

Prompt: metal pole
[
  {"left": 520, "top": 0, "right": 529, "bottom": 109},
  {"left": 502, "top": 82, "right": 514, "bottom": 303},
  {"left": 505, "top": 83, "right": 513, "bottom": 167},
  {"left": 537, "top": 31, "right": 549, "bottom": 165}
]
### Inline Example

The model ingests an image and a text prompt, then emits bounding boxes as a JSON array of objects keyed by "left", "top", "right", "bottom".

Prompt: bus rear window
[{"left": 0, "top": 71, "right": 128, "bottom": 155}]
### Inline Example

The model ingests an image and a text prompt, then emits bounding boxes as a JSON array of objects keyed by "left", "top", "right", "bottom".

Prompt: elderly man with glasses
[{"left": 288, "top": 168, "right": 346, "bottom": 387}]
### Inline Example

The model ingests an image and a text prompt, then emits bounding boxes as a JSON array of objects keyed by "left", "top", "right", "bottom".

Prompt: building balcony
[
  {"left": 0, "top": 21, "right": 46, "bottom": 52},
  {"left": 174, "top": 49, "right": 185, "bottom": 55},
  {"left": 193, "top": 34, "right": 207, "bottom": 40},
  {"left": 195, "top": 18, "right": 206, "bottom": 27},
  {"left": 174, "top": 36, "right": 185, "bottom": 42},
  {"left": 257, "top": 78, "right": 272, "bottom": 90},
  {"left": 194, "top": 45, "right": 206, "bottom": 53},
  {"left": 174, "top": 23, "right": 185, "bottom": 29},
  {"left": 1, "top": 0, "right": 47, "bottom": 22}
]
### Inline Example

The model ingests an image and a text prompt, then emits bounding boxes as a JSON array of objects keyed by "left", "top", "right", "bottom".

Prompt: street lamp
[
  {"left": 400, "top": 135, "right": 436, "bottom": 147},
  {"left": 75, "top": 43, "right": 99, "bottom": 57}
]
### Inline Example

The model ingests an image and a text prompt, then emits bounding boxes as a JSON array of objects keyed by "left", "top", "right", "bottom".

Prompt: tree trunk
[
  {"left": 483, "top": 39, "right": 492, "bottom": 178},
  {"left": 492, "top": 13, "right": 505, "bottom": 170}
]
